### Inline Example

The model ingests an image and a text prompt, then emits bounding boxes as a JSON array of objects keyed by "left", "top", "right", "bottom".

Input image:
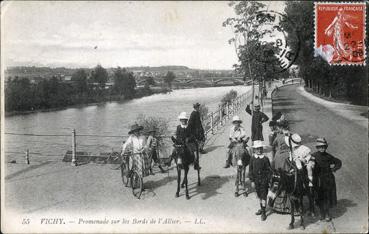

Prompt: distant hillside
[{"left": 5, "top": 65, "right": 235, "bottom": 81}]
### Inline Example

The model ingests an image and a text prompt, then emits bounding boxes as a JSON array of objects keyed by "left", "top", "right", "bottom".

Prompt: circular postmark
[{"left": 251, "top": 10, "right": 300, "bottom": 73}]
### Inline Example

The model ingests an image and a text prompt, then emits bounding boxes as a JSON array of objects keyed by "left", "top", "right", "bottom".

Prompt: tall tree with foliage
[
  {"left": 223, "top": 1, "right": 266, "bottom": 83},
  {"left": 112, "top": 67, "right": 136, "bottom": 99},
  {"left": 164, "top": 71, "right": 176, "bottom": 88},
  {"left": 71, "top": 69, "right": 89, "bottom": 94},
  {"left": 90, "top": 65, "right": 108, "bottom": 89}
]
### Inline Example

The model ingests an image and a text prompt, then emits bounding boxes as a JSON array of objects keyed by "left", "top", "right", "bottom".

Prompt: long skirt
[{"left": 130, "top": 153, "right": 151, "bottom": 177}]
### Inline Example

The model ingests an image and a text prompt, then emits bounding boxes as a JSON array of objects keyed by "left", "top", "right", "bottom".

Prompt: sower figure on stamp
[
  {"left": 245, "top": 103, "right": 269, "bottom": 142},
  {"left": 187, "top": 102, "right": 205, "bottom": 170}
]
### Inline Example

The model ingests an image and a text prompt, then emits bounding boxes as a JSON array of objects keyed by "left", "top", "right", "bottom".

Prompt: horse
[
  {"left": 171, "top": 136, "right": 201, "bottom": 200},
  {"left": 268, "top": 160, "right": 307, "bottom": 230}
]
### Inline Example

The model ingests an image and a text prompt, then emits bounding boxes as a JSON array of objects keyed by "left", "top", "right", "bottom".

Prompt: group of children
[
  {"left": 226, "top": 114, "right": 342, "bottom": 222},
  {"left": 122, "top": 109, "right": 342, "bottom": 223}
]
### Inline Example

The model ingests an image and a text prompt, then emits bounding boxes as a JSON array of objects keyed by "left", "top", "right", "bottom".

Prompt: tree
[
  {"left": 112, "top": 67, "right": 136, "bottom": 99},
  {"left": 164, "top": 71, "right": 176, "bottom": 88},
  {"left": 90, "top": 65, "right": 108, "bottom": 89},
  {"left": 71, "top": 69, "right": 89, "bottom": 94},
  {"left": 5, "top": 77, "right": 33, "bottom": 111}
]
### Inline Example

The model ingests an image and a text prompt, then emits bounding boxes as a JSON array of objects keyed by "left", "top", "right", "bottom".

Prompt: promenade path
[{"left": 3, "top": 82, "right": 367, "bottom": 233}]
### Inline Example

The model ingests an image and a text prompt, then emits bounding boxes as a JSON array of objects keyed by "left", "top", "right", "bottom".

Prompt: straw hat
[
  {"left": 316, "top": 137, "right": 328, "bottom": 147},
  {"left": 232, "top": 115, "right": 242, "bottom": 123},
  {"left": 285, "top": 133, "right": 301, "bottom": 148},
  {"left": 178, "top": 112, "right": 188, "bottom": 120},
  {"left": 252, "top": 140, "right": 265, "bottom": 148},
  {"left": 128, "top": 123, "right": 143, "bottom": 134}
]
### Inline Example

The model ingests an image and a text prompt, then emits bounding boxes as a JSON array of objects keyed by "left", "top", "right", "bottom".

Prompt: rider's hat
[
  {"left": 285, "top": 133, "right": 301, "bottom": 148},
  {"left": 316, "top": 137, "right": 328, "bottom": 147},
  {"left": 232, "top": 115, "right": 242, "bottom": 123},
  {"left": 252, "top": 140, "right": 265, "bottom": 148},
  {"left": 178, "top": 112, "right": 189, "bottom": 120},
  {"left": 128, "top": 123, "right": 144, "bottom": 134}
]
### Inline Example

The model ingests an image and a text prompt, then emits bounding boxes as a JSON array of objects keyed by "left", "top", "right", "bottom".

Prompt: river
[{"left": 5, "top": 86, "right": 252, "bottom": 161}]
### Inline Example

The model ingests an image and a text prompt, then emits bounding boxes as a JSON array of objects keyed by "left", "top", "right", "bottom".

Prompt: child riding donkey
[{"left": 224, "top": 115, "right": 251, "bottom": 197}]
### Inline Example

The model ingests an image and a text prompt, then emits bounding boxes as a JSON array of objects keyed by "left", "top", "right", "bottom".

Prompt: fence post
[
  {"left": 210, "top": 112, "right": 214, "bottom": 134},
  {"left": 219, "top": 107, "right": 223, "bottom": 126},
  {"left": 226, "top": 103, "right": 229, "bottom": 119},
  {"left": 25, "top": 149, "right": 30, "bottom": 164},
  {"left": 71, "top": 129, "right": 77, "bottom": 166}
]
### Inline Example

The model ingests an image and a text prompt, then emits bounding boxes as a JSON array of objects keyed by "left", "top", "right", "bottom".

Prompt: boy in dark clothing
[
  {"left": 312, "top": 138, "right": 342, "bottom": 222},
  {"left": 249, "top": 140, "right": 272, "bottom": 221},
  {"left": 245, "top": 103, "right": 269, "bottom": 141}
]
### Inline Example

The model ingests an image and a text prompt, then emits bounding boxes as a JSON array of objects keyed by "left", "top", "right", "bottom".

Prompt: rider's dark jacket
[
  {"left": 187, "top": 110, "right": 205, "bottom": 142},
  {"left": 245, "top": 105, "right": 269, "bottom": 141}
]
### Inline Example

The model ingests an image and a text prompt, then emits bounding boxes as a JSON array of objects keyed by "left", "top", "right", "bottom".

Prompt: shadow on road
[
  {"left": 186, "top": 175, "right": 230, "bottom": 200},
  {"left": 204, "top": 145, "right": 224, "bottom": 153},
  {"left": 331, "top": 198, "right": 357, "bottom": 219},
  {"left": 5, "top": 161, "right": 54, "bottom": 180}
]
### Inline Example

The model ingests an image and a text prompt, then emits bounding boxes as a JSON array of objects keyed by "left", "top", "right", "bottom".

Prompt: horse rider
[
  {"left": 187, "top": 102, "right": 205, "bottom": 169},
  {"left": 171, "top": 112, "right": 196, "bottom": 166},
  {"left": 245, "top": 103, "right": 269, "bottom": 142},
  {"left": 224, "top": 115, "right": 247, "bottom": 168},
  {"left": 312, "top": 138, "right": 342, "bottom": 221},
  {"left": 145, "top": 127, "right": 165, "bottom": 174},
  {"left": 249, "top": 140, "right": 272, "bottom": 221},
  {"left": 122, "top": 123, "right": 150, "bottom": 177}
]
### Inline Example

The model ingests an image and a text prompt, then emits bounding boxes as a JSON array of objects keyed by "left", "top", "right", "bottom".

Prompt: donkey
[
  {"left": 268, "top": 162, "right": 307, "bottom": 230},
  {"left": 171, "top": 136, "right": 201, "bottom": 200}
]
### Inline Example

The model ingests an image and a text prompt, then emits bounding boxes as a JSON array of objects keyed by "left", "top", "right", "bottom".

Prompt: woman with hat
[
  {"left": 249, "top": 140, "right": 272, "bottom": 221},
  {"left": 272, "top": 120, "right": 290, "bottom": 170},
  {"left": 224, "top": 115, "right": 247, "bottom": 168},
  {"left": 312, "top": 138, "right": 342, "bottom": 221},
  {"left": 122, "top": 123, "right": 149, "bottom": 177},
  {"left": 145, "top": 127, "right": 165, "bottom": 174},
  {"left": 171, "top": 112, "right": 196, "bottom": 164}
]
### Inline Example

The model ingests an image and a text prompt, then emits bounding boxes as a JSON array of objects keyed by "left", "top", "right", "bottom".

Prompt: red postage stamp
[{"left": 314, "top": 2, "right": 366, "bottom": 65}]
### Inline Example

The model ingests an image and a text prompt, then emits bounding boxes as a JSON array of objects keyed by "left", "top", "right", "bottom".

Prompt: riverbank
[{"left": 4, "top": 87, "right": 172, "bottom": 117}]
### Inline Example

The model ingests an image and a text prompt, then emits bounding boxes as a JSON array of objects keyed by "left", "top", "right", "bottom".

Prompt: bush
[
  {"left": 221, "top": 89, "right": 238, "bottom": 104},
  {"left": 136, "top": 114, "right": 169, "bottom": 139}
]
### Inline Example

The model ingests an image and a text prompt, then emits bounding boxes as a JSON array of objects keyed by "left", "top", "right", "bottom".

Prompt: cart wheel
[
  {"left": 131, "top": 170, "right": 143, "bottom": 199},
  {"left": 121, "top": 162, "right": 130, "bottom": 187},
  {"left": 108, "top": 152, "right": 121, "bottom": 170}
]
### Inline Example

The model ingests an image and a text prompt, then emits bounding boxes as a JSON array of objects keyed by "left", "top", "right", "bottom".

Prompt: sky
[{"left": 1, "top": 1, "right": 285, "bottom": 70}]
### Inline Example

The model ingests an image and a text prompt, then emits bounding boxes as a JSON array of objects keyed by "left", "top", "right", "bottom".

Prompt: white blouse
[{"left": 122, "top": 135, "right": 146, "bottom": 154}]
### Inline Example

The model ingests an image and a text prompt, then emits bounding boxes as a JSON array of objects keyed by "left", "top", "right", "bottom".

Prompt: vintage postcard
[{"left": 1, "top": 1, "right": 367, "bottom": 233}]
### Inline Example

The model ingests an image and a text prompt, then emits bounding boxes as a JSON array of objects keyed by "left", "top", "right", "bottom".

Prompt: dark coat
[
  {"left": 249, "top": 155, "right": 272, "bottom": 200},
  {"left": 187, "top": 110, "right": 205, "bottom": 141},
  {"left": 245, "top": 105, "right": 269, "bottom": 141},
  {"left": 312, "top": 151, "right": 342, "bottom": 207},
  {"left": 174, "top": 125, "right": 195, "bottom": 164}
]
